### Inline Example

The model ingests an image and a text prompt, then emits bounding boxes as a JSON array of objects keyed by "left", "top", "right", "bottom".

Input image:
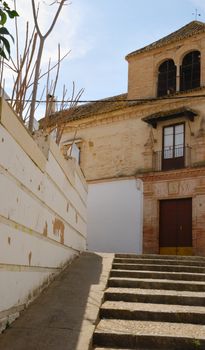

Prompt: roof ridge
[
  {"left": 65, "top": 92, "right": 128, "bottom": 113},
  {"left": 126, "top": 20, "right": 205, "bottom": 59},
  {"left": 92, "top": 92, "right": 127, "bottom": 102},
  {"left": 77, "top": 92, "right": 127, "bottom": 106}
]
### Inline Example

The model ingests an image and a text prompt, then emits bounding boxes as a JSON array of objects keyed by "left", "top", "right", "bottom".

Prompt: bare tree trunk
[
  {"left": 28, "top": 38, "right": 44, "bottom": 132},
  {"left": 28, "top": 0, "right": 66, "bottom": 133}
]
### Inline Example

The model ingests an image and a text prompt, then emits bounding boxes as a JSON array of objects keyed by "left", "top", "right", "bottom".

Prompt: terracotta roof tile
[
  {"left": 43, "top": 93, "right": 142, "bottom": 126},
  {"left": 40, "top": 87, "right": 205, "bottom": 127},
  {"left": 126, "top": 21, "right": 205, "bottom": 59}
]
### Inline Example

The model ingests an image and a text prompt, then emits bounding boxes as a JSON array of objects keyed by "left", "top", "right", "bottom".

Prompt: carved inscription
[
  {"left": 180, "top": 180, "right": 195, "bottom": 195},
  {"left": 154, "top": 183, "right": 168, "bottom": 197},
  {"left": 168, "top": 182, "right": 179, "bottom": 195}
]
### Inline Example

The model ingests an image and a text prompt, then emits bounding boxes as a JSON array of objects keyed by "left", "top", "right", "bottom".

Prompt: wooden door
[{"left": 159, "top": 198, "right": 192, "bottom": 255}]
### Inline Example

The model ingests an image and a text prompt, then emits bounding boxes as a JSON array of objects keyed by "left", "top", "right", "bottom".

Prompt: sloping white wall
[
  {"left": 0, "top": 98, "right": 87, "bottom": 331},
  {"left": 87, "top": 179, "right": 143, "bottom": 253}
]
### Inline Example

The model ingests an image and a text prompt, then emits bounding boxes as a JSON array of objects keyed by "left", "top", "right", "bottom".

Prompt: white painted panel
[
  {"left": 75, "top": 171, "right": 88, "bottom": 203},
  {"left": 87, "top": 179, "right": 143, "bottom": 253},
  {"left": 0, "top": 99, "right": 46, "bottom": 172},
  {"left": 44, "top": 174, "right": 87, "bottom": 232},
  {"left": 0, "top": 221, "right": 77, "bottom": 267},
  {"left": 0, "top": 171, "right": 48, "bottom": 237},
  {"left": 0, "top": 126, "right": 87, "bottom": 225},
  {"left": 0, "top": 172, "right": 86, "bottom": 242},
  {"left": 0, "top": 270, "right": 52, "bottom": 311},
  {"left": 46, "top": 153, "right": 86, "bottom": 218},
  {"left": 0, "top": 125, "right": 45, "bottom": 198},
  {"left": 63, "top": 225, "right": 86, "bottom": 251}
]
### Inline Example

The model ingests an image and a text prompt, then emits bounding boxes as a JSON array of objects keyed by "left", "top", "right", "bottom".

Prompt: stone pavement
[{"left": 0, "top": 252, "right": 114, "bottom": 350}]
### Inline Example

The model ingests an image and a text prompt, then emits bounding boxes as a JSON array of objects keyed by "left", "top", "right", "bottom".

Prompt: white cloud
[
  {"left": 7, "top": 0, "right": 93, "bottom": 63},
  {"left": 4, "top": 0, "right": 94, "bottom": 110}
]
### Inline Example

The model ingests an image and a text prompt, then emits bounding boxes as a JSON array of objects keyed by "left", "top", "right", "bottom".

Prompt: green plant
[
  {"left": 192, "top": 339, "right": 201, "bottom": 349},
  {"left": 5, "top": 320, "right": 10, "bottom": 329},
  {"left": 0, "top": 0, "right": 18, "bottom": 59}
]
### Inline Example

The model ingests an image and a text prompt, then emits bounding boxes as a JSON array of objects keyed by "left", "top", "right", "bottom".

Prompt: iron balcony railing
[{"left": 153, "top": 145, "right": 192, "bottom": 172}]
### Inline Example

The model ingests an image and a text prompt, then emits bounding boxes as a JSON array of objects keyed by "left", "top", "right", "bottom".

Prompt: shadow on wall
[{"left": 0, "top": 253, "right": 103, "bottom": 350}]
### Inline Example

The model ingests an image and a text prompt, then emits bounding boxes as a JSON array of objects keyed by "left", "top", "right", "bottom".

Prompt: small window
[
  {"left": 157, "top": 59, "right": 176, "bottom": 97},
  {"left": 180, "top": 51, "right": 200, "bottom": 91},
  {"left": 67, "top": 143, "right": 81, "bottom": 164}
]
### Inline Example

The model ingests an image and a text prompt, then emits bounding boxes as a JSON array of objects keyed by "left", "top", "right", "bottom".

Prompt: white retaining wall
[{"left": 0, "top": 98, "right": 87, "bottom": 330}]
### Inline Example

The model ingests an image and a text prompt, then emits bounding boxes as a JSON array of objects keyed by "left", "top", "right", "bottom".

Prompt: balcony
[{"left": 153, "top": 146, "right": 192, "bottom": 172}]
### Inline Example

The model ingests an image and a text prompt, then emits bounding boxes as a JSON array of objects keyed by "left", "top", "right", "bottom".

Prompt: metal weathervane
[{"left": 192, "top": 9, "right": 201, "bottom": 20}]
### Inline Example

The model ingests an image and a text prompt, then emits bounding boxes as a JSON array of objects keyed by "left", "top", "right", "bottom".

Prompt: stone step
[
  {"left": 100, "top": 301, "right": 205, "bottom": 324},
  {"left": 93, "top": 319, "right": 205, "bottom": 349},
  {"left": 113, "top": 257, "right": 205, "bottom": 267},
  {"left": 94, "top": 348, "right": 145, "bottom": 350},
  {"left": 112, "top": 262, "right": 205, "bottom": 274},
  {"left": 115, "top": 253, "right": 205, "bottom": 261},
  {"left": 108, "top": 277, "right": 205, "bottom": 292},
  {"left": 104, "top": 287, "right": 205, "bottom": 306},
  {"left": 110, "top": 269, "right": 205, "bottom": 282},
  {"left": 95, "top": 347, "right": 138, "bottom": 350}
]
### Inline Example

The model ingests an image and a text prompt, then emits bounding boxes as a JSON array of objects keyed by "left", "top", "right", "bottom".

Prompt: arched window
[
  {"left": 157, "top": 59, "right": 176, "bottom": 97},
  {"left": 180, "top": 51, "right": 200, "bottom": 91}
]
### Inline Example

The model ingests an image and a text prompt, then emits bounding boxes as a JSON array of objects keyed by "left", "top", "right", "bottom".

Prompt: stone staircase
[{"left": 92, "top": 254, "right": 205, "bottom": 350}]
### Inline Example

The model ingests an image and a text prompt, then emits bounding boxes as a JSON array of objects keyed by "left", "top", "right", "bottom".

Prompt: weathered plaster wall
[
  {"left": 87, "top": 178, "right": 143, "bottom": 253},
  {"left": 0, "top": 98, "right": 87, "bottom": 331}
]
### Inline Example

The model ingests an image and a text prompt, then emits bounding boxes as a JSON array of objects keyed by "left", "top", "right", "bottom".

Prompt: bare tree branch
[
  {"left": 27, "top": 49, "right": 71, "bottom": 89},
  {"left": 29, "top": 0, "right": 67, "bottom": 132},
  {"left": 31, "top": 1, "right": 42, "bottom": 38},
  {"left": 2, "top": 0, "right": 83, "bottom": 146}
]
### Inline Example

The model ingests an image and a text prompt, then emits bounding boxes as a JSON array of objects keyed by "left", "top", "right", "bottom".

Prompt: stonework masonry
[
  {"left": 48, "top": 20, "right": 205, "bottom": 256},
  {"left": 126, "top": 32, "right": 205, "bottom": 99},
  {"left": 140, "top": 168, "right": 205, "bottom": 255},
  {"left": 61, "top": 94, "right": 205, "bottom": 182}
]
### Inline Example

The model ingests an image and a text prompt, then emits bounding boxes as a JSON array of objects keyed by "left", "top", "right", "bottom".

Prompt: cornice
[
  {"left": 138, "top": 166, "right": 205, "bottom": 182},
  {"left": 63, "top": 93, "right": 205, "bottom": 132}
]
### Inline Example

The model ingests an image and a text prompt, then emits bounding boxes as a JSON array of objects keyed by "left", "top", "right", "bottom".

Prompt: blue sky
[
  {"left": 62, "top": 0, "right": 205, "bottom": 100},
  {"left": 6, "top": 0, "right": 205, "bottom": 117}
]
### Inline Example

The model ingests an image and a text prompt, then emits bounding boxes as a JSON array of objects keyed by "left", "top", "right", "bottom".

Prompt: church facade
[{"left": 48, "top": 21, "right": 205, "bottom": 255}]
